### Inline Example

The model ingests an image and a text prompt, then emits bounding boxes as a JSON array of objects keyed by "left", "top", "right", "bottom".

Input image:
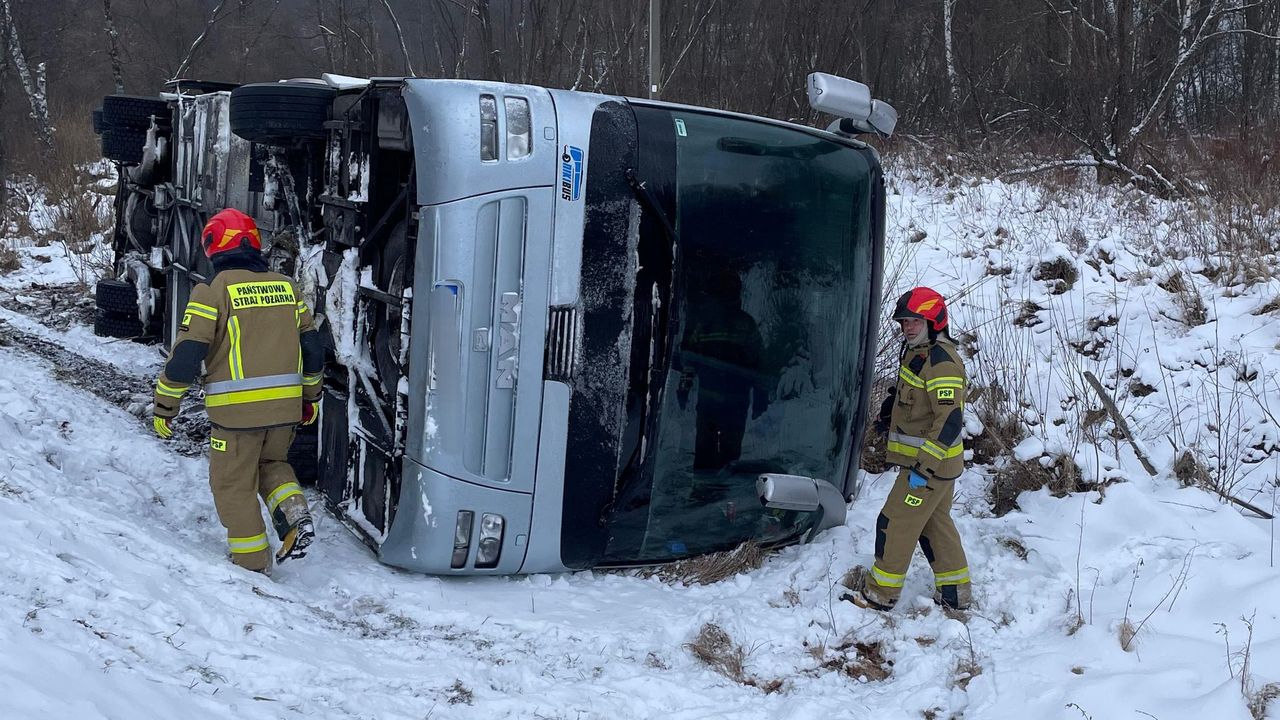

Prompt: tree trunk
[
  {"left": 0, "top": 0, "right": 55, "bottom": 159},
  {"left": 379, "top": 0, "right": 416, "bottom": 76},
  {"left": 102, "top": 0, "right": 125, "bottom": 93},
  {"left": 943, "top": 0, "right": 958, "bottom": 112},
  {"left": 0, "top": 44, "right": 10, "bottom": 217}
]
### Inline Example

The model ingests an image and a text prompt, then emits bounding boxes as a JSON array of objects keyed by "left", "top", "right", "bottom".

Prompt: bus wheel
[
  {"left": 229, "top": 83, "right": 336, "bottom": 144},
  {"left": 102, "top": 128, "right": 147, "bottom": 164},
  {"left": 95, "top": 279, "right": 138, "bottom": 316},
  {"left": 100, "top": 95, "right": 169, "bottom": 132},
  {"left": 93, "top": 309, "right": 143, "bottom": 338}
]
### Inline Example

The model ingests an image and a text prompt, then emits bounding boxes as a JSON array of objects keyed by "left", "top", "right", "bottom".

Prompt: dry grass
[
  {"left": 685, "top": 623, "right": 783, "bottom": 693},
  {"left": 1173, "top": 450, "right": 1211, "bottom": 488},
  {"left": 1118, "top": 618, "right": 1138, "bottom": 652},
  {"left": 1159, "top": 270, "right": 1209, "bottom": 326},
  {"left": 444, "top": 679, "right": 473, "bottom": 705},
  {"left": 1248, "top": 682, "right": 1280, "bottom": 720},
  {"left": 1034, "top": 257, "right": 1079, "bottom": 295},
  {"left": 645, "top": 541, "right": 767, "bottom": 586},
  {"left": 989, "top": 455, "right": 1083, "bottom": 517},
  {"left": 821, "top": 637, "right": 893, "bottom": 682}
]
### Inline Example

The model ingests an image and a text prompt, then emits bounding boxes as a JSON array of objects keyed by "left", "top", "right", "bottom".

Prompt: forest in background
[{"left": 1, "top": 0, "right": 1278, "bottom": 198}]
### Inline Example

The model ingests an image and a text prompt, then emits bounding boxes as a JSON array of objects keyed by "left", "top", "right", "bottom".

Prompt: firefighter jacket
[
  {"left": 885, "top": 335, "right": 966, "bottom": 480},
  {"left": 154, "top": 266, "right": 324, "bottom": 430}
]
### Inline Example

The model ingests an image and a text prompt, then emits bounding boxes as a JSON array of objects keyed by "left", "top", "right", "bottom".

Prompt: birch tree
[{"left": 0, "top": 0, "right": 55, "bottom": 158}]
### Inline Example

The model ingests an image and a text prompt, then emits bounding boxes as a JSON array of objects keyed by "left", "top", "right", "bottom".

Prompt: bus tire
[
  {"left": 101, "top": 95, "right": 169, "bottom": 131},
  {"left": 102, "top": 128, "right": 147, "bottom": 164},
  {"left": 229, "top": 83, "right": 335, "bottom": 143},
  {"left": 93, "top": 309, "right": 143, "bottom": 338},
  {"left": 95, "top": 279, "right": 138, "bottom": 315}
]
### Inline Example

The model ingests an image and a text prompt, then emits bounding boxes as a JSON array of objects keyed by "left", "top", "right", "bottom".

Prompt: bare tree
[
  {"left": 1, "top": 0, "right": 55, "bottom": 158},
  {"left": 379, "top": 0, "right": 416, "bottom": 76},
  {"left": 102, "top": 0, "right": 125, "bottom": 93},
  {"left": 173, "top": 0, "right": 233, "bottom": 80}
]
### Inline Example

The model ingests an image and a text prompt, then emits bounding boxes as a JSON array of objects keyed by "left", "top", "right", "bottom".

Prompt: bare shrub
[
  {"left": 859, "top": 422, "right": 889, "bottom": 473},
  {"left": 1173, "top": 450, "right": 1211, "bottom": 488},
  {"left": 645, "top": 541, "right": 766, "bottom": 586},
  {"left": 1159, "top": 270, "right": 1208, "bottom": 326},
  {"left": 444, "top": 679, "right": 474, "bottom": 706},
  {"left": 0, "top": 243, "right": 19, "bottom": 274},
  {"left": 968, "top": 382, "right": 1026, "bottom": 466}
]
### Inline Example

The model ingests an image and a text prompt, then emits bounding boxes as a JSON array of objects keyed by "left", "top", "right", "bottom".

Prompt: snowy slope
[{"left": 1, "top": 174, "right": 1278, "bottom": 720}]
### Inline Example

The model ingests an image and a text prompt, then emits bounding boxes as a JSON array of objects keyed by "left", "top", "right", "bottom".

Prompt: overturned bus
[{"left": 93, "top": 72, "right": 892, "bottom": 574}]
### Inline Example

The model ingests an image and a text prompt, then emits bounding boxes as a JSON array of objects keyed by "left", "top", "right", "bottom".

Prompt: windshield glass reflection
[{"left": 602, "top": 111, "right": 875, "bottom": 564}]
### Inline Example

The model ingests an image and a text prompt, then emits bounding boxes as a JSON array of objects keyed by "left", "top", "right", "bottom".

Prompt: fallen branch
[{"left": 1082, "top": 371, "right": 1157, "bottom": 476}]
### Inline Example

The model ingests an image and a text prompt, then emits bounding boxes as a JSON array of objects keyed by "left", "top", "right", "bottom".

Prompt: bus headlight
[
  {"left": 475, "top": 513, "right": 505, "bottom": 568},
  {"left": 451, "top": 511, "right": 474, "bottom": 569}
]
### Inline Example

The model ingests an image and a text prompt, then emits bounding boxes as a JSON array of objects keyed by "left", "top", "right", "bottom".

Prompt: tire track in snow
[{"left": 0, "top": 316, "right": 210, "bottom": 457}]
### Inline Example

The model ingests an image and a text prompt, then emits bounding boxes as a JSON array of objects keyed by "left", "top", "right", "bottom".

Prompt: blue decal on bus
[{"left": 560, "top": 145, "right": 584, "bottom": 201}]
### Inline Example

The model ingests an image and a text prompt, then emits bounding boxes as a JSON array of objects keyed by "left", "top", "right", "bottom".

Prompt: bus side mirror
[
  {"left": 807, "top": 72, "right": 897, "bottom": 138},
  {"left": 757, "top": 473, "right": 849, "bottom": 538},
  {"left": 757, "top": 473, "right": 821, "bottom": 511}
]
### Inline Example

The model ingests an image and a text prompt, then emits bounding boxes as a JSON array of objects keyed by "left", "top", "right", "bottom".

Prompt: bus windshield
[{"left": 602, "top": 109, "right": 877, "bottom": 564}]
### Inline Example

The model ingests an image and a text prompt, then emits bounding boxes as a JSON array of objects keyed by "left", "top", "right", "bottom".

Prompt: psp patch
[
  {"left": 904, "top": 494, "right": 923, "bottom": 507},
  {"left": 937, "top": 387, "right": 956, "bottom": 404},
  {"left": 210, "top": 437, "right": 227, "bottom": 452}
]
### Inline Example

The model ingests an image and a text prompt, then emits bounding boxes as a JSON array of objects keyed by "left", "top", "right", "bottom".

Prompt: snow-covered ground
[{"left": 1, "top": 172, "right": 1278, "bottom": 720}]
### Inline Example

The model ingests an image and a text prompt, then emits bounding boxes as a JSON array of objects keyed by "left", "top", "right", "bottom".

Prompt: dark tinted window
[{"left": 603, "top": 111, "right": 875, "bottom": 563}]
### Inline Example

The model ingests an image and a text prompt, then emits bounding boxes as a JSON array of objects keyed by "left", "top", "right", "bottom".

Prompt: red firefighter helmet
[
  {"left": 892, "top": 286, "right": 949, "bottom": 332},
  {"left": 201, "top": 208, "right": 262, "bottom": 257}
]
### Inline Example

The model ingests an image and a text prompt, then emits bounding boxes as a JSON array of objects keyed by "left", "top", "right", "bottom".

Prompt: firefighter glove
[
  {"left": 873, "top": 389, "right": 895, "bottom": 434},
  {"left": 301, "top": 400, "right": 319, "bottom": 426},
  {"left": 908, "top": 470, "right": 928, "bottom": 489},
  {"left": 152, "top": 415, "right": 173, "bottom": 439}
]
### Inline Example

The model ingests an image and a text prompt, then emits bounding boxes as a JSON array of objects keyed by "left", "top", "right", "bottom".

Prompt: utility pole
[{"left": 648, "top": 0, "right": 661, "bottom": 99}]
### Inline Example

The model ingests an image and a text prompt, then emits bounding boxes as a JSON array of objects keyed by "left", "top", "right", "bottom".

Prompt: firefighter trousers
[
  {"left": 865, "top": 467, "right": 971, "bottom": 608},
  {"left": 208, "top": 426, "right": 302, "bottom": 571}
]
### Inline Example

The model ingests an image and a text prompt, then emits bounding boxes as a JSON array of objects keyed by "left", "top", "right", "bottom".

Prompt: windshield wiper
[{"left": 624, "top": 167, "right": 679, "bottom": 245}]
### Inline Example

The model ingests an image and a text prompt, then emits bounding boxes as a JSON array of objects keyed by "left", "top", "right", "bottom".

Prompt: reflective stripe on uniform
[
  {"left": 898, "top": 366, "right": 926, "bottom": 388},
  {"left": 266, "top": 482, "right": 303, "bottom": 513},
  {"left": 205, "top": 385, "right": 302, "bottom": 407},
  {"left": 227, "top": 532, "right": 269, "bottom": 554},
  {"left": 155, "top": 380, "right": 187, "bottom": 398},
  {"left": 887, "top": 441, "right": 921, "bottom": 457},
  {"left": 302, "top": 372, "right": 322, "bottom": 387},
  {"left": 922, "top": 440, "right": 964, "bottom": 460},
  {"left": 888, "top": 432, "right": 925, "bottom": 448},
  {"left": 185, "top": 302, "right": 218, "bottom": 321},
  {"left": 887, "top": 431, "right": 925, "bottom": 458},
  {"left": 205, "top": 373, "right": 303, "bottom": 395},
  {"left": 935, "top": 567, "right": 971, "bottom": 586},
  {"left": 926, "top": 376, "right": 964, "bottom": 391},
  {"left": 870, "top": 564, "right": 906, "bottom": 588},
  {"left": 228, "top": 316, "right": 244, "bottom": 380}
]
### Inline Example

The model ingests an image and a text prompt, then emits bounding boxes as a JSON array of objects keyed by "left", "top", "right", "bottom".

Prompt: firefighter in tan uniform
[
  {"left": 849, "top": 287, "right": 972, "bottom": 611},
  {"left": 151, "top": 208, "right": 325, "bottom": 574}
]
